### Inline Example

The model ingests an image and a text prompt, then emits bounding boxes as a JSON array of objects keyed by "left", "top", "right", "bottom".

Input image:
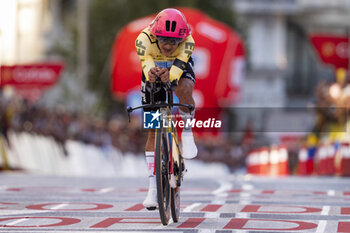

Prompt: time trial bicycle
[{"left": 127, "top": 79, "right": 194, "bottom": 225}]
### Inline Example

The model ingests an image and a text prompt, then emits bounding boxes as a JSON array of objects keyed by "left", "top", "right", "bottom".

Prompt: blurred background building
[
  {"left": 0, "top": 0, "right": 66, "bottom": 64},
  {"left": 234, "top": 0, "right": 350, "bottom": 145}
]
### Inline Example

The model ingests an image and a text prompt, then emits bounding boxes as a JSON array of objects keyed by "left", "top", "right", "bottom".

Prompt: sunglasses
[{"left": 157, "top": 36, "right": 183, "bottom": 45}]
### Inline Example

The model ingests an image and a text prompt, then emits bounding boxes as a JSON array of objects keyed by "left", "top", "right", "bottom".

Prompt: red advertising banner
[
  {"left": 0, "top": 63, "right": 64, "bottom": 87},
  {"left": 0, "top": 63, "right": 64, "bottom": 102},
  {"left": 110, "top": 8, "right": 245, "bottom": 108},
  {"left": 310, "top": 34, "right": 349, "bottom": 70}
]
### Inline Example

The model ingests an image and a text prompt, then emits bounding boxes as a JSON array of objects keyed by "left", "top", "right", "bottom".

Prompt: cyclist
[{"left": 135, "top": 8, "right": 198, "bottom": 209}]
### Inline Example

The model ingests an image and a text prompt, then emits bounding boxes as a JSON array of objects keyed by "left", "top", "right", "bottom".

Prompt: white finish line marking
[
  {"left": 5, "top": 218, "right": 28, "bottom": 226},
  {"left": 235, "top": 212, "right": 251, "bottom": 218},
  {"left": 316, "top": 220, "right": 327, "bottom": 233},
  {"left": 239, "top": 192, "right": 252, "bottom": 205},
  {"left": 212, "top": 181, "right": 232, "bottom": 196},
  {"left": 183, "top": 203, "right": 201, "bottom": 212},
  {"left": 204, "top": 212, "right": 220, "bottom": 218},
  {"left": 242, "top": 184, "right": 254, "bottom": 191},
  {"left": 327, "top": 190, "right": 335, "bottom": 196},
  {"left": 99, "top": 187, "right": 114, "bottom": 193},
  {"left": 51, "top": 203, "right": 68, "bottom": 210},
  {"left": 198, "top": 229, "right": 216, "bottom": 233},
  {"left": 321, "top": 206, "right": 330, "bottom": 215}
]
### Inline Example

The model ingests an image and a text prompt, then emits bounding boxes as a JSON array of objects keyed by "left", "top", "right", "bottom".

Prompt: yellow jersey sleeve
[
  {"left": 135, "top": 30, "right": 155, "bottom": 81},
  {"left": 169, "top": 35, "right": 195, "bottom": 82}
]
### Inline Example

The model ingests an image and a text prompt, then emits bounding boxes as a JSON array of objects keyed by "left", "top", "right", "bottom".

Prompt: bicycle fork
[{"left": 167, "top": 115, "right": 177, "bottom": 189}]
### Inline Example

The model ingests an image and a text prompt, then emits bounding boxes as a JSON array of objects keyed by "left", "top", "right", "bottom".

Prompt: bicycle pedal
[{"left": 146, "top": 206, "right": 157, "bottom": 211}]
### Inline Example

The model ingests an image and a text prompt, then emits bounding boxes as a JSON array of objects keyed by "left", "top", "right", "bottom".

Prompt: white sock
[
  {"left": 179, "top": 109, "right": 195, "bottom": 134},
  {"left": 145, "top": 151, "right": 156, "bottom": 189}
]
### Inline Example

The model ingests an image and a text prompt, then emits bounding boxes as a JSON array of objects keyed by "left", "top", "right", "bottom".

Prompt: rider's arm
[
  {"left": 169, "top": 35, "right": 195, "bottom": 82},
  {"left": 135, "top": 32, "right": 155, "bottom": 81}
]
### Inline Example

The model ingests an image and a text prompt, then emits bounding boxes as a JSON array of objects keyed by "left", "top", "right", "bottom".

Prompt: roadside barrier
[
  {"left": 278, "top": 145, "right": 289, "bottom": 176},
  {"left": 295, "top": 140, "right": 350, "bottom": 177},
  {"left": 297, "top": 146, "right": 314, "bottom": 175},
  {"left": 245, "top": 136, "right": 350, "bottom": 177},
  {"left": 269, "top": 145, "right": 280, "bottom": 176},
  {"left": 326, "top": 143, "right": 337, "bottom": 175},
  {"left": 316, "top": 143, "right": 337, "bottom": 176},
  {"left": 0, "top": 130, "right": 125, "bottom": 176},
  {"left": 315, "top": 143, "right": 325, "bottom": 175},
  {"left": 246, "top": 149, "right": 259, "bottom": 175},
  {"left": 0, "top": 131, "right": 230, "bottom": 178},
  {"left": 246, "top": 145, "right": 289, "bottom": 176},
  {"left": 258, "top": 147, "right": 270, "bottom": 175},
  {"left": 338, "top": 142, "right": 350, "bottom": 176}
]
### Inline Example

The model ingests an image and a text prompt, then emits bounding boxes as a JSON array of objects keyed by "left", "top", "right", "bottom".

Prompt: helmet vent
[
  {"left": 166, "top": 20, "right": 171, "bottom": 31},
  {"left": 171, "top": 21, "right": 177, "bottom": 32},
  {"left": 165, "top": 20, "right": 177, "bottom": 32}
]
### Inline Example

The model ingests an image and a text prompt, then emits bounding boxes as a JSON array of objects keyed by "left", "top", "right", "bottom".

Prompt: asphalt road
[{"left": 0, "top": 172, "right": 350, "bottom": 232}]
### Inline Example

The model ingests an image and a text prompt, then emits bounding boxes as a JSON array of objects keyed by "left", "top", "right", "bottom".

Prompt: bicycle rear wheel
[
  {"left": 170, "top": 130, "right": 182, "bottom": 222},
  {"left": 171, "top": 147, "right": 182, "bottom": 222},
  {"left": 171, "top": 187, "right": 180, "bottom": 222},
  {"left": 155, "top": 128, "right": 171, "bottom": 225}
]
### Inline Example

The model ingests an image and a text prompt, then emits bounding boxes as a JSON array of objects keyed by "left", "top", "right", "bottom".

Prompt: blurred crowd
[
  {"left": 0, "top": 91, "right": 146, "bottom": 155},
  {"left": 313, "top": 68, "right": 350, "bottom": 137},
  {"left": 0, "top": 90, "right": 247, "bottom": 170}
]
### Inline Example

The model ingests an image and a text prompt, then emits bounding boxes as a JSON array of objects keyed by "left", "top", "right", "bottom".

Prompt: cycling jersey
[
  {"left": 141, "top": 57, "right": 195, "bottom": 111},
  {"left": 135, "top": 28, "right": 195, "bottom": 82}
]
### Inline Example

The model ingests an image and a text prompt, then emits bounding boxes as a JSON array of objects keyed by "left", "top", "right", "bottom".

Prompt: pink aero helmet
[{"left": 149, "top": 8, "right": 191, "bottom": 39}]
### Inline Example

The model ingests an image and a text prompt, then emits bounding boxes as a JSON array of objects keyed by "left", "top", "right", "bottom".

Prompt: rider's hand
[
  {"left": 148, "top": 67, "right": 158, "bottom": 83},
  {"left": 158, "top": 68, "right": 169, "bottom": 83}
]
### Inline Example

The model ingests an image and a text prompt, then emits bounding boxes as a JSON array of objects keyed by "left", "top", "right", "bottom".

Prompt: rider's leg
[
  {"left": 143, "top": 130, "right": 157, "bottom": 208},
  {"left": 175, "top": 78, "right": 198, "bottom": 159}
]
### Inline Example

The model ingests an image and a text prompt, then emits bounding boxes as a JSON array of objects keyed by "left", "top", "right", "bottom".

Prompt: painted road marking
[
  {"left": 51, "top": 203, "right": 68, "bottom": 210},
  {"left": 242, "top": 184, "right": 254, "bottom": 191},
  {"left": 315, "top": 220, "right": 327, "bottom": 233},
  {"left": 204, "top": 212, "right": 220, "bottom": 218},
  {"left": 99, "top": 187, "right": 114, "bottom": 194},
  {"left": 198, "top": 229, "right": 216, "bottom": 233},
  {"left": 4, "top": 218, "right": 28, "bottom": 226},
  {"left": 177, "top": 218, "right": 205, "bottom": 228},
  {"left": 200, "top": 204, "right": 222, "bottom": 212},
  {"left": 328, "top": 190, "right": 336, "bottom": 196},
  {"left": 239, "top": 192, "right": 252, "bottom": 205},
  {"left": 0, "top": 216, "right": 348, "bottom": 231},
  {"left": 1, "top": 175, "right": 350, "bottom": 231},
  {"left": 235, "top": 212, "right": 251, "bottom": 219},
  {"left": 212, "top": 181, "right": 232, "bottom": 196},
  {"left": 183, "top": 203, "right": 201, "bottom": 212},
  {"left": 321, "top": 206, "right": 330, "bottom": 215},
  {"left": 156, "top": 218, "right": 174, "bottom": 229},
  {"left": 125, "top": 204, "right": 144, "bottom": 211}
]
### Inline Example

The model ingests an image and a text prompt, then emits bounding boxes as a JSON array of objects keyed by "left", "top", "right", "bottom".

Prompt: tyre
[
  {"left": 171, "top": 187, "right": 180, "bottom": 222},
  {"left": 156, "top": 128, "right": 171, "bottom": 225}
]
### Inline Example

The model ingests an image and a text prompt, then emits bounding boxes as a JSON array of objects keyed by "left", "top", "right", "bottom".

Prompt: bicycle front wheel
[
  {"left": 171, "top": 136, "right": 182, "bottom": 223},
  {"left": 155, "top": 128, "right": 171, "bottom": 225}
]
